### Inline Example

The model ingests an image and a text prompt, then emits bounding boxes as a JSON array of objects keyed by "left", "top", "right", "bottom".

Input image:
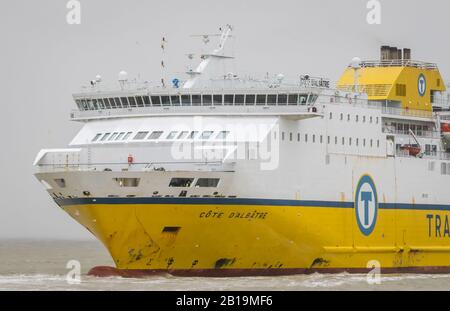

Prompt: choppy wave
[
  {"left": 2, "top": 273, "right": 450, "bottom": 291},
  {"left": 2, "top": 240, "right": 450, "bottom": 290}
]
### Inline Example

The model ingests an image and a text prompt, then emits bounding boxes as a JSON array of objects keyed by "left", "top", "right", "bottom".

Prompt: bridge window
[
  {"left": 143, "top": 96, "right": 151, "bottom": 106},
  {"left": 200, "top": 131, "right": 214, "bottom": 139},
  {"left": 92, "top": 99, "right": 99, "bottom": 110},
  {"left": 245, "top": 94, "right": 255, "bottom": 105},
  {"left": 202, "top": 94, "right": 212, "bottom": 106},
  {"left": 102, "top": 98, "right": 111, "bottom": 109},
  {"left": 192, "top": 94, "right": 201, "bottom": 106},
  {"left": 112, "top": 98, "right": 120, "bottom": 108},
  {"left": 278, "top": 94, "right": 288, "bottom": 105},
  {"left": 134, "top": 131, "right": 149, "bottom": 140},
  {"left": 92, "top": 133, "right": 102, "bottom": 142},
  {"left": 195, "top": 178, "right": 220, "bottom": 187},
  {"left": 216, "top": 131, "right": 230, "bottom": 140},
  {"left": 235, "top": 94, "right": 244, "bottom": 105},
  {"left": 267, "top": 94, "right": 277, "bottom": 105},
  {"left": 288, "top": 94, "right": 298, "bottom": 105},
  {"left": 98, "top": 99, "right": 107, "bottom": 109},
  {"left": 136, "top": 96, "right": 144, "bottom": 107},
  {"left": 309, "top": 94, "right": 318, "bottom": 103},
  {"left": 213, "top": 94, "right": 223, "bottom": 105},
  {"left": 108, "top": 98, "right": 116, "bottom": 108},
  {"left": 151, "top": 96, "right": 161, "bottom": 106},
  {"left": 299, "top": 95, "right": 308, "bottom": 105},
  {"left": 169, "top": 178, "right": 194, "bottom": 187},
  {"left": 256, "top": 94, "right": 266, "bottom": 105},
  {"left": 177, "top": 131, "right": 189, "bottom": 139},
  {"left": 148, "top": 131, "right": 163, "bottom": 140},
  {"left": 170, "top": 95, "right": 180, "bottom": 106},
  {"left": 161, "top": 96, "right": 170, "bottom": 106},
  {"left": 80, "top": 99, "right": 88, "bottom": 110},
  {"left": 181, "top": 94, "right": 190, "bottom": 106},
  {"left": 120, "top": 97, "right": 129, "bottom": 108},
  {"left": 224, "top": 94, "right": 234, "bottom": 105},
  {"left": 166, "top": 131, "right": 178, "bottom": 139}
]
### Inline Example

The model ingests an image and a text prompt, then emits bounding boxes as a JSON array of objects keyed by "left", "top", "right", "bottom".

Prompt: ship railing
[
  {"left": 324, "top": 98, "right": 434, "bottom": 119},
  {"left": 395, "top": 150, "right": 450, "bottom": 161},
  {"left": 356, "top": 60, "right": 438, "bottom": 70},
  {"left": 70, "top": 104, "right": 321, "bottom": 120},
  {"left": 36, "top": 161, "right": 235, "bottom": 173},
  {"left": 382, "top": 128, "right": 441, "bottom": 139}
]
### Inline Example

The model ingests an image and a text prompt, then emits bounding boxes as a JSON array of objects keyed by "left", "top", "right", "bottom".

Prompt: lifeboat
[
  {"left": 400, "top": 145, "right": 422, "bottom": 157},
  {"left": 441, "top": 123, "right": 450, "bottom": 141}
]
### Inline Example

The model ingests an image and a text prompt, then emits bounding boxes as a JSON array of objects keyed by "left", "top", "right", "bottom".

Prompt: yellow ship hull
[{"left": 55, "top": 197, "right": 450, "bottom": 276}]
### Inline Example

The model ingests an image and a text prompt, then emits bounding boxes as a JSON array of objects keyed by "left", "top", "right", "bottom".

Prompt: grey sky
[{"left": 1, "top": 0, "right": 449, "bottom": 239}]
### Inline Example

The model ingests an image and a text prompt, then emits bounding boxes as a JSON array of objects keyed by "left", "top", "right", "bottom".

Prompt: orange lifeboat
[
  {"left": 400, "top": 145, "right": 422, "bottom": 157},
  {"left": 442, "top": 123, "right": 450, "bottom": 141}
]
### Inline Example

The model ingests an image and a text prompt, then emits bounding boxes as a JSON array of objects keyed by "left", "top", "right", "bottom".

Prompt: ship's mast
[{"left": 183, "top": 24, "right": 234, "bottom": 89}]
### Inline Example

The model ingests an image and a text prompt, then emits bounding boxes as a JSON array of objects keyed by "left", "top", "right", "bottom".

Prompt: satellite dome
[
  {"left": 95, "top": 74, "right": 102, "bottom": 82},
  {"left": 350, "top": 57, "right": 362, "bottom": 69},
  {"left": 118, "top": 70, "right": 128, "bottom": 81},
  {"left": 276, "top": 73, "right": 285, "bottom": 82}
]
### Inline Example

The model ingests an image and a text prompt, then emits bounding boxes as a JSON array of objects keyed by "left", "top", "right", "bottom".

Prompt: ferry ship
[{"left": 34, "top": 25, "right": 450, "bottom": 276}]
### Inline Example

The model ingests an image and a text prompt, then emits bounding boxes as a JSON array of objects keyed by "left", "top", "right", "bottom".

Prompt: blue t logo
[
  {"left": 355, "top": 175, "right": 378, "bottom": 236},
  {"left": 361, "top": 192, "right": 373, "bottom": 226}
]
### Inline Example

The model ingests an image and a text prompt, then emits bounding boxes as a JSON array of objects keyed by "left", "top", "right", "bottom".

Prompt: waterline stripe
[{"left": 54, "top": 197, "right": 450, "bottom": 211}]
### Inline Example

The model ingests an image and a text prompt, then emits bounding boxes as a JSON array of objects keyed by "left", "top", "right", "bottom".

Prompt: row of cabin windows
[
  {"left": 53, "top": 177, "right": 220, "bottom": 191},
  {"left": 390, "top": 122, "right": 430, "bottom": 136},
  {"left": 113, "top": 177, "right": 220, "bottom": 188},
  {"left": 91, "top": 130, "right": 230, "bottom": 143},
  {"left": 329, "top": 112, "right": 379, "bottom": 124},
  {"left": 169, "top": 178, "right": 220, "bottom": 188},
  {"left": 279, "top": 132, "right": 381, "bottom": 148},
  {"left": 76, "top": 93, "right": 317, "bottom": 111}
]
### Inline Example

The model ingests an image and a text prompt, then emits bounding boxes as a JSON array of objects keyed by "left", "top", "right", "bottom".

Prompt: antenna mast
[
  {"left": 160, "top": 36, "right": 167, "bottom": 88},
  {"left": 183, "top": 24, "right": 234, "bottom": 89}
]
